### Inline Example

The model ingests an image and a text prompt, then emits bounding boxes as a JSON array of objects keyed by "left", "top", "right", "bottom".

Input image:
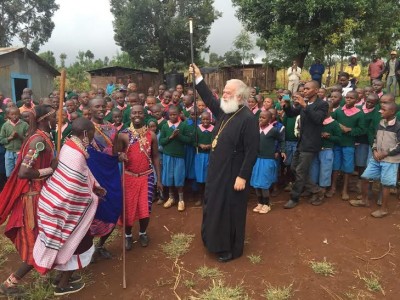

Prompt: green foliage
[
  {"left": 38, "top": 51, "right": 57, "bottom": 68},
  {"left": 233, "top": 30, "right": 255, "bottom": 64},
  {"left": 232, "top": 0, "right": 400, "bottom": 67},
  {"left": 310, "top": 258, "right": 336, "bottom": 276},
  {"left": 161, "top": 233, "right": 195, "bottom": 259},
  {"left": 59, "top": 53, "right": 67, "bottom": 68},
  {"left": 224, "top": 50, "right": 242, "bottom": 66},
  {"left": 264, "top": 284, "right": 293, "bottom": 300},
  {"left": 191, "top": 280, "right": 250, "bottom": 300},
  {"left": 196, "top": 266, "right": 223, "bottom": 279},
  {"left": 110, "top": 0, "right": 221, "bottom": 75},
  {"left": 0, "top": 0, "right": 59, "bottom": 52}
]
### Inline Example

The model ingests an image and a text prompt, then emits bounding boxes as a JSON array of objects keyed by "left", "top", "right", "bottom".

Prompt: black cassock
[{"left": 196, "top": 80, "right": 259, "bottom": 258}]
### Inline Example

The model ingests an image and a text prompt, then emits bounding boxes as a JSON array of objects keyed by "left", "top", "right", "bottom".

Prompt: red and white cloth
[{"left": 33, "top": 140, "right": 99, "bottom": 275}]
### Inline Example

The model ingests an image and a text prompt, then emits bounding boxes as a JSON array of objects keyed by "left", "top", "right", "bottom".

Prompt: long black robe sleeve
[{"left": 195, "top": 79, "right": 222, "bottom": 120}]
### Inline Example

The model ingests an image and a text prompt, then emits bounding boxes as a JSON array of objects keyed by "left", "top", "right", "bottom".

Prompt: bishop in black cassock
[{"left": 192, "top": 64, "right": 259, "bottom": 262}]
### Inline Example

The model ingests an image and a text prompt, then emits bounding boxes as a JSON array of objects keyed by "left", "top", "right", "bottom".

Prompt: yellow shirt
[
  {"left": 19, "top": 103, "right": 35, "bottom": 114},
  {"left": 344, "top": 64, "right": 361, "bottom": 79}
]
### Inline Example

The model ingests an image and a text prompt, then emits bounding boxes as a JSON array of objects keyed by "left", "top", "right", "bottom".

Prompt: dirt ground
[{"left": 2, "top": 188, "right": 400, "bottom": 299}]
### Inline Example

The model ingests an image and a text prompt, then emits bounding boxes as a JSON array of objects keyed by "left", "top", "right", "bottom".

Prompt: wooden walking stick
[
  {"left": 122, "top": 161, "right": 127, "bottom": 289},
  {"left": 57, "top": 69, "right": 66, "bottom": 158}
]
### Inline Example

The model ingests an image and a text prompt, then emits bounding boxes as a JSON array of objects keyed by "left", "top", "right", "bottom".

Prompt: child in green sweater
[
  {"left": 194, "top": 112, "right": 214, "bottom": 206},
  {"left": 0, "top": 107, "right": 29, "bottom": 177},
  {"left": 309, "top": 102, "right": 342, "bottom": 205},
  {"left": 160, "top": 106, "right": 192, "bottom": 212},
  {"left": 327, "top": 91, "right": 365, "bottom": 200}
]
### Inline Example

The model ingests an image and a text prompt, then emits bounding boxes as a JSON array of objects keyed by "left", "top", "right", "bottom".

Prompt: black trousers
[{"left": 290, "top": 150, "right": 319, "bottom": 201}]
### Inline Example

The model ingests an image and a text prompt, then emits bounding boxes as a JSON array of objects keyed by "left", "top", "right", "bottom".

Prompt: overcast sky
[{"left": 12, "top": 0, "right": 264, "bottom": 65}]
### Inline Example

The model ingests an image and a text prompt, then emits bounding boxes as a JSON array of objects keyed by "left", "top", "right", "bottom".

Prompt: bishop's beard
[{"left": 220, "top": 96, "right": 240, "bottom": 114}]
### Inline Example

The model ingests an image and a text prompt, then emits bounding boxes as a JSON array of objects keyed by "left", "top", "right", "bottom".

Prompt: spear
[
  {"left": 57, "top": 69, "right": 66, "bottom": 157},
  {"left": 189, "top": 18, "right": 198, "bottom": 152}
]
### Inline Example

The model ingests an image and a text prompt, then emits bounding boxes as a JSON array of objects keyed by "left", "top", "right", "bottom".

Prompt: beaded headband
[{"left": 37, "top": 109, "right": 56, "bottom": 122}]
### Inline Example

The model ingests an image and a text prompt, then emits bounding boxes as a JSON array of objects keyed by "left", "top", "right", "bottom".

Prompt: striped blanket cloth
[{"left": 33, "top": 140, "right": 99, "bottom": 274}]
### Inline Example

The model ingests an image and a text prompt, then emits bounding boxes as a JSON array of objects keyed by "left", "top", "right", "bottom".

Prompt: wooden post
[
  {"left": 122, "top": 161, "right": 127, "bottom": 289},
  {"left": 57, "top": 69, "right": 66, "bottom": 157}
]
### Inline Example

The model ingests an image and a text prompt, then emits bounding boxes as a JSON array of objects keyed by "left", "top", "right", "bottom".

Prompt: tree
[
  {"left": 233, "top": 30, "right": 255, "bottom": 65},
  {"left": 232, "top": 0, "right": 400, "bottom": 68},
  {"left": 224, "top": 50, "right": 242, "bottom": 66},
  {"left": 208, "top": 52, "right": 225, "bottom": 67},
  {"left": 59, "top": 53, "right": 67, "bottom": 68},
  {"left": 109, "top": 51, "right": 137, "bottom": 68},
  {"left": 38, "top": 51, "right": 57, "bottom": 68},
  {"left": 110, "top": 0, "right": 221, "bottom": 76},
  {"left": 0, "top": 0, "right": 59, "bottom": 52}
]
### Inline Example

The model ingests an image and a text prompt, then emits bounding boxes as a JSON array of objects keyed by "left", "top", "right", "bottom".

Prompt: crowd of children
[{"left": 0, "top": 67, "right": 399, "bottom": 296}]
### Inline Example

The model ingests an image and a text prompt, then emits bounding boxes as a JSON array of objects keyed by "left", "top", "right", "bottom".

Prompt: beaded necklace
[
  {"left": 129, "top": 123, "right": 149, "bottom": 154},
  {"left": 69, "top": 136, "right": 89, "bottom": 159}
]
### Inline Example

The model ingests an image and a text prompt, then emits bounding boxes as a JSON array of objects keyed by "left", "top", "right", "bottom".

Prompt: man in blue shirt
[{"left": 309, "top": 59, "right": 325, "bottom": 87}]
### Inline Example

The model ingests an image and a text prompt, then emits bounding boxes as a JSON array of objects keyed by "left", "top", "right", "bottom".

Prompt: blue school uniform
[
  {"left": 194, "top": 124, "right": 214, "bottom": 183},
  {"left": 250, "top": 125, "right": 285, "bottom": 189},
  {"left": 184, "top": 118, "right": 197, "bottom": 180}
]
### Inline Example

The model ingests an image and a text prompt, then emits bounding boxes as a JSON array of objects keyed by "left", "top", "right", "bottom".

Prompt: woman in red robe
[{"left": 0, "top": 105, "right": 57, "bottom": 296}]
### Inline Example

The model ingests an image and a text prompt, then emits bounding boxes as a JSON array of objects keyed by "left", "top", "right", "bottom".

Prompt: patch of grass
[
  {"left": 161, "top": 233, "right": 195, "bottom": 259},
  {"left": 184, "top": 279, "right": 196, "bottom": 289},
  {"left": 196, "top": 266, "right": 223, "bottom": 279},
  {"left": 310, "top": 258, "right": 335, "bottom": 276},
  {"left": 191, "top": 280, "right": 250, "bottom": 300},
  {"left": 0, "top": 234, "right": 16, "bottom": 266},
  {"left": 264, "top": 284, "right": 293, "bottom": 300},
  {"left": 247, "top": 254, "right": 262, "bottom": 264},
  {"left": 345, "top": 289, "right": 374, "bottom": 299},
  {"left": 24, "top": 277, "right": 54, "bottom": 300},
  {"left": 156, "top": 277, "right": 174, "bottom": 287},
  {"left": 355, "top": 271, "right": 384, "bottom": 294}
]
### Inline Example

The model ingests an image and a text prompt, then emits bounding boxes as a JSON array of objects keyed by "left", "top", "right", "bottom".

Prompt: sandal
[
  {"left": 325, "top": 189, "right": 336, "bottom": 198},
  {"left": 371, "top": 210, "right": 389, "bottom": 218},
  {"left": 349, "top": 199, "right": 369, "bottom": 207}
]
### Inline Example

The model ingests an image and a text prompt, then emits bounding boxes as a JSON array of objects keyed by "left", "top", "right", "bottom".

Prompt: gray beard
[{"left": 220, "top": 98, "right": 240, "bottom": 114}]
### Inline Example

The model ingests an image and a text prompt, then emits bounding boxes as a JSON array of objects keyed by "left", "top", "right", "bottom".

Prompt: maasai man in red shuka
[{"left": 0, "top": 105, "right": 56, "bottom": 297}]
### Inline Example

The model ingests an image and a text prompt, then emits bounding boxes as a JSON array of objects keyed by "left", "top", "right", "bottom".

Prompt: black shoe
[
  {"left": 54, "top": 282, "right": 85, "bottom": 296},
  {"left": 217, "top": 252, "right": 233, "bottom": 263},
  {"left": 125, "top": 236, "right": 133, "bottom": 251},
  {"left": 0, "top": 283, "right": 24, "bottom": 297},
  {"left": 96, "top": 246, "right": 112, "bottom": 259},
  {"left": 139, "top": 233, "right": 149, "bottom": 247},
  {"left": 52, "top": 274, "right": 82, "bottom": 287},
  {"left": 284, "top": 199, "right": 298, "bottom": 209}
]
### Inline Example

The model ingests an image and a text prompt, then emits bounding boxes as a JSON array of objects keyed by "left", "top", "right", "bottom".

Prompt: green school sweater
[
  {"left": 0, "top": 120, "right": 29, "bottom": 152},
  {"left": 282, "top": 114, "right": 298, "bottom": 142},
  {"left": 52, "top": 123, "right": 72, "bottom": 149},
  {"left": 0, "top": 113, "right": 5, "bottom": 130},
  {"left": 157, "top": 119, "right": 167, "bottom": 131},
  {"left": 355, "top": 105, "right": 381, "bottom": 146},
  {"left": 258, "top": 127, "right": 285, "bottom": 159},
  {"left": 194, "top": 126, "right": 214, "bottom": 153},
  {"left": 332, "top": 108, "right": 365, "bottom": 147},
  {"left": 159, "top": 121, "right": 192, "bottom": 157},
  {"left": 321, "top": 120, "right": 342, "bottom": 148},
  {"left": 104, "top": 111, "right": 113, "bottom": 123}
]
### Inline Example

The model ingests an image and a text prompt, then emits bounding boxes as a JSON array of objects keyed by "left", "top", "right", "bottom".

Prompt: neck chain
[
  {"left": 212, "top": 106, "right": 245, "bottom": 151},
  {"left": 70, "top": 136, "right": 89, "bottom": 159},
  {"left": 129, "top": 123, "right": 149, "bottom": 153}
]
